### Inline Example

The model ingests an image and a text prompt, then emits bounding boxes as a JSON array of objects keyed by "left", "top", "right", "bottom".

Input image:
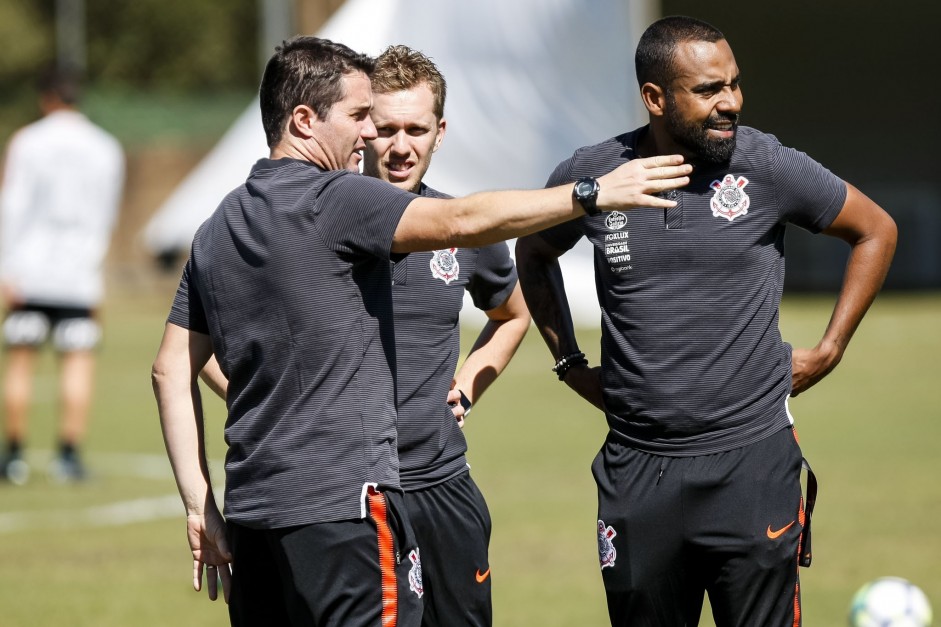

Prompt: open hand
[
  {"left": 186, "top": 510, "right": 233, "bottom": 603},
  {"left": 597, "top": 155, "right": 692, "bottom": 211}
]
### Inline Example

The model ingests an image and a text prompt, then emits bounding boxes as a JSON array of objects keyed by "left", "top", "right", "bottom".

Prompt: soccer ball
[{"left": 849, "top": 576, "right": 933, "bottom": 626}]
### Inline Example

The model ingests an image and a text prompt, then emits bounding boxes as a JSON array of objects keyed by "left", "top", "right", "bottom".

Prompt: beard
[{"left": 664, "top": 94, "right": 738, "bottom": 164}]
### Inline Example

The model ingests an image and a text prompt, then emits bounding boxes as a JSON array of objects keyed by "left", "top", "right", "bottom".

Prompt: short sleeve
[
  {"left": 466, "top": 242, "right": 518, "bottom": 311},
  {"left": 167, "top": 254, "right": 209, "bottom": 334},
  {"left": 314, "top": 174, "right": 416, "bottom": 260},
  {"left": 772, "top": 142, "right": 847, "bottom": 233}
]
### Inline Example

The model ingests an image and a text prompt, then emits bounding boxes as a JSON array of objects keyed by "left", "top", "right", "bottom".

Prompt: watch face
[{"left": 576, "top": 181, "right": 594, "bottom": 197}]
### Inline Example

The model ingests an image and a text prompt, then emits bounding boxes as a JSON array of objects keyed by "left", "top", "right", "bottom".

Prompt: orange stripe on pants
[{"left": 368, "top": 487, "right": 399, "bottom": 627}]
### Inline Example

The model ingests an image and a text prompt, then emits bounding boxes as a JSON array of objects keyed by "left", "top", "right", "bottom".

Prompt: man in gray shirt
[
  {"left": 516, "top": 16, "right": 897, "bottom": 627},
  {"left": 364, "top": 45, "right": 529, "bottom": 627}
]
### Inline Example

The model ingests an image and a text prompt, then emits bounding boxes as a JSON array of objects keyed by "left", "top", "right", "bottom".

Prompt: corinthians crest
[
  {"left": 598, "top": 520, "right": 618, "bottom": 569},
  {"left": 408, "top": 548, "right": 424, "bottom": 598},
  {"left": 430, "top": 248, "right": 460, "bottom": 284},
  {"left": 709, "top": 174, "right": 750, "bottom": 222}
]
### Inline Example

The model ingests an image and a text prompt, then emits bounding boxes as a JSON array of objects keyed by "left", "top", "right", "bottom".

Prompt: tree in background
[{"left": 0, "top": 0, "right": 260, "bottom": 141}]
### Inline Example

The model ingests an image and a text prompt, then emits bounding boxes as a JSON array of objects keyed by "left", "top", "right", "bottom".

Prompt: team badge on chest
[
  {"left": 709, "top": 174, "right": 751, "bottom": 222},
  {"left": 430, "top": 248, "right": 460, "bottom": 284}
]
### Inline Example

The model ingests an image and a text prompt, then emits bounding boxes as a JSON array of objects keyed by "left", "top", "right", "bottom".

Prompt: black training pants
[
  {"left": 404, "top": 472, "right": 492, "bottom": 627},
  {"left": 594, "top": 427, "right": 806, "bottom": 627},
  {"left": 227, "top": 487, "right": 424, "bottom": 627}
]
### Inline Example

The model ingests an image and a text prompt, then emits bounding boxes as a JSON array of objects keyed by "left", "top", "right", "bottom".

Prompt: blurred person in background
[
  {"left": 364, "top": 44, "right": 530, "bottom": 627},
  {"left": 516, "top": 15, "right": 896, "bottom": 627},
  {"left": 0, "top": 66, "right": 125, "bottom": 485}
]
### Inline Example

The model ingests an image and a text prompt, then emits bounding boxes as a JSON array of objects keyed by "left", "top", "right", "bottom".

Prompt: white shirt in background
[{"left": 0, "top": 110, "right": 124, "bottom": 308}]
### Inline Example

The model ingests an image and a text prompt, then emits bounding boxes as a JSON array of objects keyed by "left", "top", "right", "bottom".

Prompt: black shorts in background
[{"left": 2, "top": 303, "right": 100, "bottom": 351}]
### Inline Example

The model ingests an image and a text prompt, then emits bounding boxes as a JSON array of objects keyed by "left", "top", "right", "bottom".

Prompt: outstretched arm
[
  {"left": 152, "top": 323, "right": 232, "bottom": 602},
  {"left": 515, "top": 235, "right": 603, "bottom": 411},
  {"left": 392, "top": 155, "right": 691, "bottom": 252},
  {"left": 449, "top": 283, "right": 531, "bottom": 426},
  {"left": 790, "top": 182, "right": 897, "bottom": 396}
]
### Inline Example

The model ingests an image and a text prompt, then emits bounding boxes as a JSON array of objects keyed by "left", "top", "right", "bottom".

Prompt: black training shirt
[
  {"left": 169, "top": 158, "right": 415, "bottom": 527},
  {"left": 392, "top": 184, "right": 517, "bottom": 490},
  {"left": 536, "top": 126, "right": 846, "bottom": 455}
]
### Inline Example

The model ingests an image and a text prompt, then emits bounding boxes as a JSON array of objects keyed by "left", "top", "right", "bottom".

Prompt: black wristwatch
[{"left": 573, "top": 176, "right": 601, "bottom": 216}]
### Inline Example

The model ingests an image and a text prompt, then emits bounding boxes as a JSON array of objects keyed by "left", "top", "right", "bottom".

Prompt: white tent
[{"left": 142, "top": 0, "right": 655, "bottom": 325}]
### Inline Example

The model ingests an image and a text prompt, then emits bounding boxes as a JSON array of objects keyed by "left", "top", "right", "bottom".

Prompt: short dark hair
[
  {"left": 371, "top": 45, "right": 447, "bottom": 120},
  {"left": 37, "top": 66, "right": 83, "bottom": 105},
  {"left": 634, "top": 16, "right": 725, "bottom": 88},
  {"left": 259, "top": 36, "right": 376, "bottom": 148}
]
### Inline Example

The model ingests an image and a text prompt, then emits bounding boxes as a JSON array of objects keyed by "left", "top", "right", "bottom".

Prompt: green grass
[{"left": 1, "top": 289, "right": 938, "bottom": 626}]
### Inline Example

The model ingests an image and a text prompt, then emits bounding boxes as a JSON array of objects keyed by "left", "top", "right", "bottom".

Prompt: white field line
[
  {"left": 0, "top": 450, "right": 224, "bottom": 535},
  {"left": 0, "top": 495, "right": 182, "bottom": 534}
]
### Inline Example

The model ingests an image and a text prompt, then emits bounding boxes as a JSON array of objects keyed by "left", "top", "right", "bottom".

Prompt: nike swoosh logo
[
  {"left": 475, "top": 568, "right": 491, "bottom": 583},
  {"left": 766, "top": 521, "right": 796, "bottom": 539}
]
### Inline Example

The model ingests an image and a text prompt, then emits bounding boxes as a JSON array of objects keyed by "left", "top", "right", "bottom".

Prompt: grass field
[{"left": 0, "top": 286, "right": 938, "bottom": 626}]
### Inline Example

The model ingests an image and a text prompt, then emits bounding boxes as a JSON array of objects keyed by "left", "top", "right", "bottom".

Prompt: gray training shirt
[
  {"left": 537, "top": 126, "right": 846, "bottom": 456},
  {"left": 169, "top": 158, "right": 415, "bottom": 528},
  {"left": 393, "top": 184, "right": 517, "bottom": 491}
]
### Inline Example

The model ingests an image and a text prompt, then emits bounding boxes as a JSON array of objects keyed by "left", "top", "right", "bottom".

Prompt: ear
[
  {"left": 641, "top": 83, "right": 667, "bottom": 118},
  {"left": 289, "top": 104, "right": 317, "bottom": 139},
  {"left": 432, "top": 117, "right": 447, "bottom": 153}
]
